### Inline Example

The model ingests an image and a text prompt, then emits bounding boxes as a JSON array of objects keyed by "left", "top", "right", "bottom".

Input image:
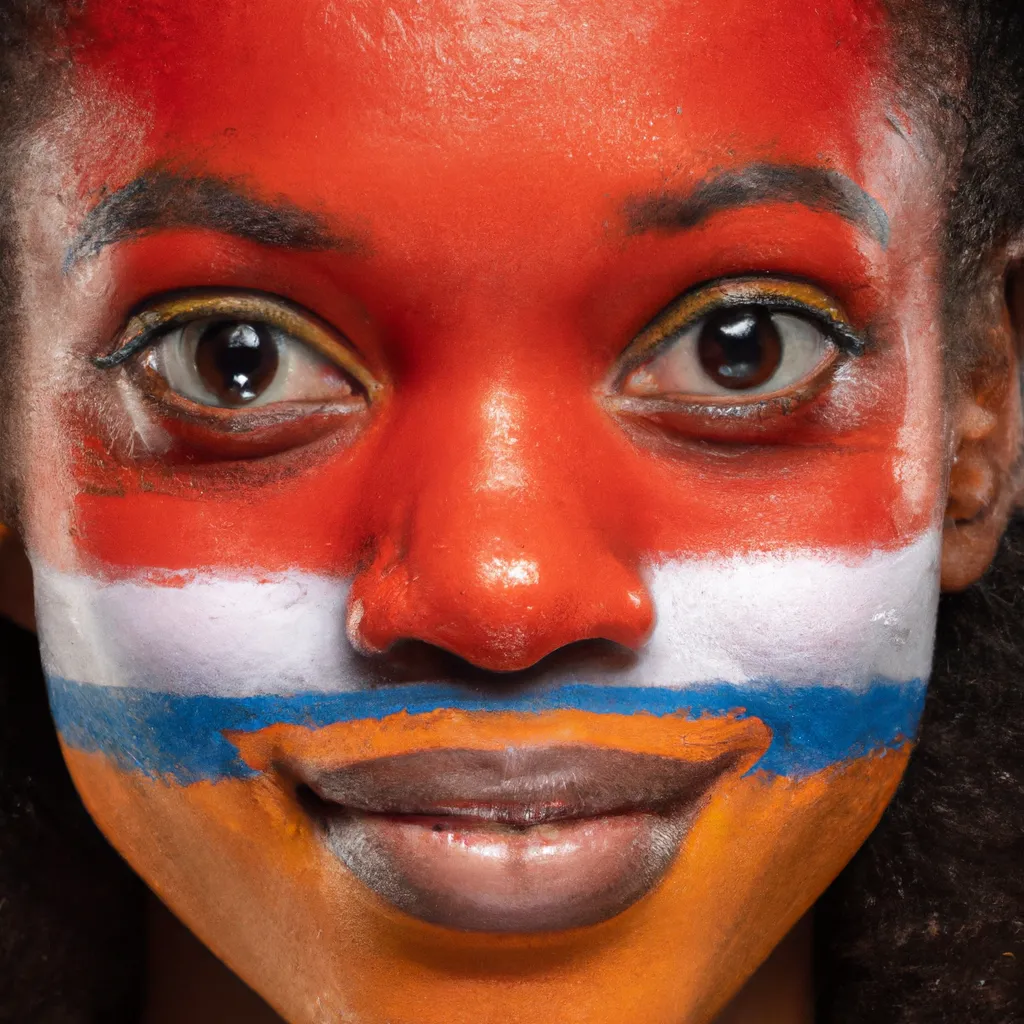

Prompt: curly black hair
[
  {"left": 815, "top": 518, "right": 1024, "bottom": 1023},
  {"left": 0, "top": 1, "right": 1021, "bottom": 1021},
  {"left": 0, "top": 616, "right": 145, "bottom": 1023}
]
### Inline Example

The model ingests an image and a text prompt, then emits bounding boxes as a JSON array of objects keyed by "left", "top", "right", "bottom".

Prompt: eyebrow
[
  {"left": 624, "top": 163, "right": 890, "bottom": 248},
  {"left": 63, "top": 170, "right": 362, "bottom": 271}
]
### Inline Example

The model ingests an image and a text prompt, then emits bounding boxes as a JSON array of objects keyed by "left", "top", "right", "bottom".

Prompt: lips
[{"left": 294, "top": 745, "right": 741, "bottom": 932}]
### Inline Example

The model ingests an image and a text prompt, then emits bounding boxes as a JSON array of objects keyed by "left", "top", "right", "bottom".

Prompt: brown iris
[
  {"left": 194, "top": 320, "right": 280, "bottom": 405},
  {"left": 696, "top": 307, "right": 783, "bottom": 390}
]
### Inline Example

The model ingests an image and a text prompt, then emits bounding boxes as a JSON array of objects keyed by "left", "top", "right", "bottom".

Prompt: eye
[
  {"left": 96, "top": 291, "right": 381, "bottom": 413},
  {"left": 618, "top": 278, "right": 863, "bottom": 402},
  {"left": 146, "top": 315, "right": 355, "bottom": 409}
]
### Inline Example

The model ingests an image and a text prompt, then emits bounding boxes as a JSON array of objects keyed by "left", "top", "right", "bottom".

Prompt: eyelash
[
  {"left": 92, "top": 290, "right": 383, "bottom": 399},
  {"left": 695, "top": 295, "right": 864, "bottom": 354},
  {"left": 94, "top": 328, "right": 168, "bottom": 369},
  {"left": 613, "top": 276, "right": 867, "bottom": 389},
  {"left": 94, "top": 279, "right": 863, "bottom": 422}
]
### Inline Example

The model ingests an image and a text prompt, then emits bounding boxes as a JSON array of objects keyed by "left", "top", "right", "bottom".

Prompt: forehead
[{"left": 71, "top": 0, "right": 896, "bottom": 226}]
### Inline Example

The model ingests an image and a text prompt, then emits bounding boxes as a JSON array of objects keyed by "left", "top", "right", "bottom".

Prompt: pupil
[
  {"left": 194, "top": 321, "right": 279, "bottom": 405},
  {"left": 696, "top": 307, "right": 783, "bottom": 391}
]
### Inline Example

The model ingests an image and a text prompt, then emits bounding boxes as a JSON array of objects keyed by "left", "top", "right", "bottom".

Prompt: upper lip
[{"left": 297, "top": 744, "right": 743, "bottom": 826}]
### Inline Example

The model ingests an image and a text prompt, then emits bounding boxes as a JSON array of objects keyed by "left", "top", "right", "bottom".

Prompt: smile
[{"left": 293, "top": 745, "right": 742, "bottom": 932}]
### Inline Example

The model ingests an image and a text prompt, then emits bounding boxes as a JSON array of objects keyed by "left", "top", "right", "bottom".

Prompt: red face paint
[{"left": 12, "top": 1, "right": 950, "bottom": 1020}]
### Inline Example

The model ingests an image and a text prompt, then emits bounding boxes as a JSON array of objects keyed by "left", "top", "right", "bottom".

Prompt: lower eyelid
[{"left": 612, "top": 343, "right": 842, "bottom": 412}]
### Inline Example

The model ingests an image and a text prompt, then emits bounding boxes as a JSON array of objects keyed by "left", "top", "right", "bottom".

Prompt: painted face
[{"left": 11, "top": 0, "right": 948, "bottom": 1021}]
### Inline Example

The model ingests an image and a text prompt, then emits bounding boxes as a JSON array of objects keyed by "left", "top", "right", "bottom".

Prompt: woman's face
[{"left": 10, "top": 1, "right": 952, "bottom": 1021}]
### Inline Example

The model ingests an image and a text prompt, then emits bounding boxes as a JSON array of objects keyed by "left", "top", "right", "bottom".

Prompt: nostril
[
  {"left": 350, "top": 636, "right": 640, "bottom": 687},
  {"left": 347, "top": 529, "right": 654, "bottom": 671}
]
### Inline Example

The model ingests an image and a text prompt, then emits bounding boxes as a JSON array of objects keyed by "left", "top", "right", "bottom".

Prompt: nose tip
[{"left": 346, "top": 539, "right": 654, "bottom": 673}]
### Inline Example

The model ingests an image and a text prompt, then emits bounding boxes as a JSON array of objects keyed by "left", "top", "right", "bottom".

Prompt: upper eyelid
[
  {"left": 92, "top": 289, "right": 383, "bottom": 397},
  {"left": 613, "top": 276, "right": 868, "bottom": 388}
]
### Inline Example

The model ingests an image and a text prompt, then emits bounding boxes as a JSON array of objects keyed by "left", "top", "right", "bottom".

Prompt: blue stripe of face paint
[{"left": 46, "top": 677, "right": 927, "bottom": 784}]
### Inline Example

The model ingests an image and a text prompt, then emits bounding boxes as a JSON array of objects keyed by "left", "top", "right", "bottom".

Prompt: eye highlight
[
  {"left": 95, "top": 291, "right": 382, "bottom": 412},
  {"left": 615, "top": 278, "right": 864, "bottom": 403}
]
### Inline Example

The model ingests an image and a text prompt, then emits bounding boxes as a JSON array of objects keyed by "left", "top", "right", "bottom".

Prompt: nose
[{"left": 347, "top": 374, "right": 654, "bottom": 672}]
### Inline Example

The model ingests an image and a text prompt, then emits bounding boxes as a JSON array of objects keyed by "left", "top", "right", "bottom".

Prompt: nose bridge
[
  {"left": 417, "top": 381, "right": 594, "bottom": 593},
  {"left": 350, "top": 354, "right": 654, "bottom": 671}
]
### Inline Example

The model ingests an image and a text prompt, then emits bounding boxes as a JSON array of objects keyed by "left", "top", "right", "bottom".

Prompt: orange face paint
[{"left": 64, "top": 741, "right": 911, "bottom": 1023}]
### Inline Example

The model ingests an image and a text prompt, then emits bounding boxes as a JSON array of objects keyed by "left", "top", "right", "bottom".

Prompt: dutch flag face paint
[
  {"left": 14, "top": 2, "right": 953, "bottom": 1018},
  {"left": 38, "top": 535, "right": 939, "bottom": 785},
  {"left": 25, "top": 374, "right": 945, "bottom": 1020}
]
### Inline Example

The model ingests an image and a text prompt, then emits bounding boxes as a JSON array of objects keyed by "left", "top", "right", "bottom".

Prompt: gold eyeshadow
[
  {"left": 93, "top": 290, "right": 383, "bottom": 399},
  {"left": 615, "top": 276, "right": 864, "bottom": 387}
]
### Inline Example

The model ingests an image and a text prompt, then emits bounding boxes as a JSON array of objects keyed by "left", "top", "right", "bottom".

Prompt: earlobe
[{"left": 941, "top": 265, "right": 1024, "bottom": 591}]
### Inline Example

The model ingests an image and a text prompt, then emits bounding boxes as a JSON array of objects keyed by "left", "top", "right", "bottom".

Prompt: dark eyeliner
[
  {"left": 89, "top": 290, "right": 384, "bottom": 398},
  {"left": 613, "top": 278, "right": 868, "bottom": 391},
  {"left": 92, "top": 326, "right": 167, "bottom": 369},
  {"left": 687, "top": 293, "right": 866, "bottom": 356}
]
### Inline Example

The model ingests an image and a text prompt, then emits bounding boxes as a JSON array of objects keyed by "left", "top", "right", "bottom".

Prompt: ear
[
  {"left": 0, "top": 524, "right": 35, "bottom": 631},
  {"left": 941, "top": 261, "right": 1024, "bottom": 590}
]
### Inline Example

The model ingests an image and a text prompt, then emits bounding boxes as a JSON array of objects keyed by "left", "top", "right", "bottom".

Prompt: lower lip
[{"left": 319, "top": 807, "right": 688, "bottom": 932}]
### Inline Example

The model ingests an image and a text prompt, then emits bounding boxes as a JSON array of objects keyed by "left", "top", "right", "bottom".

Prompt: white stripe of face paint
[{"left": 31, "top": 531, "right": 942, "bottom": 697}]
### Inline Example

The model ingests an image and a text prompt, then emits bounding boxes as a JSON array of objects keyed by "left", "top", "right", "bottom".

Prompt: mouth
[{"left": 294, "top": 744, "right": 741, "bottom": 932}]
